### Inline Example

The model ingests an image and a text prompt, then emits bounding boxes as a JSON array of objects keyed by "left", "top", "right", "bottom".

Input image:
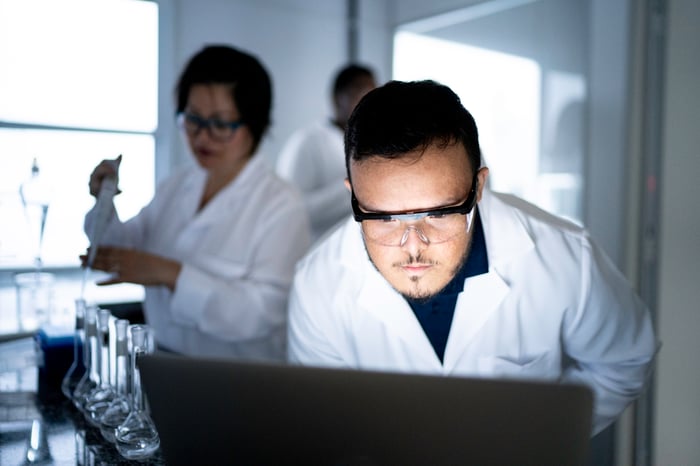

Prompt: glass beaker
[
  {"left": 61, "top": 299, "right": 87, "bottom": 401},
  {"left": 14, "top": 271, "right": 55, "bottom": 332},
  {"left": 115, "top": 324, "right": 160, "bottom": 460},
  {"left": 99, "top": 319, "right": 131, "bottom": 443}
]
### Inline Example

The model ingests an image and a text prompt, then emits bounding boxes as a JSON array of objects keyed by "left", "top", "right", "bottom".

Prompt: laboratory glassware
[
  {"left": 61, "top": 298, "right": 87, "bottom": 401},
  {"left": 72, "top": 305, "right": 99, "bottom": 412},
  {"left": 84, "top": 308, "right": 116, "bottom": 426},
  {"left": 19, "top": 158, "right": 52, "bottom": 270},
  {"left": 99, "top": 319, "right": 131, "bottom": 443},
  {"left": 115, "top": 324, "right": 160, "bottom": 460}
]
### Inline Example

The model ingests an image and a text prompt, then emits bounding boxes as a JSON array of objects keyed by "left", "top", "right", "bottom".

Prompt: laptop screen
[{"left": 140, "top": 353, "right": 592, "bottom": 466}]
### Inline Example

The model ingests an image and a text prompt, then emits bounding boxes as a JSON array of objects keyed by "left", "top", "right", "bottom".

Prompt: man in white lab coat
[
  {"left": 277, "top": 64, "right": 376, "bottom": 242},
  {"left": 287, "top": 80, "right": 657, "bottom": 435}
]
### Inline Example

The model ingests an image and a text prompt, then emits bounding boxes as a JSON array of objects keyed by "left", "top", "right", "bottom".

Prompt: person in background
[
  {"left": 276, "top": 64, "right": 376, "bottom": 242},
  {"left": 84, "top": 45, "right": 311, "bottom": 361},
  {"left": 287, "top": 80, "right": 657, "bottom": 435}
]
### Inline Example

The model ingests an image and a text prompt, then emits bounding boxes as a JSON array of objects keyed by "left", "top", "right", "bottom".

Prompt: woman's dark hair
[
  {"left": 176, "top": 45, "right": 272, "bottom": 152},
  {"left": 345, "top": 80, "right": 481, "bottom": 181}
]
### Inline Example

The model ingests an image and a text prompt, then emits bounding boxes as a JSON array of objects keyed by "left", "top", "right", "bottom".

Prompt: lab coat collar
[
  {"left": 344, "top": 188, "right": 536, "bottom": 371},
  {"left": 444, "top": 190, "right": 537, "bottom": 371},
  {"left": 184, "top": 155, "right": 268, "bottom": 227},
  {"left": 477, "top": 189, "right": 536, "bottom": 270},
  {"left": 336, "top": 221, "right": 439, "bottom": 366}
]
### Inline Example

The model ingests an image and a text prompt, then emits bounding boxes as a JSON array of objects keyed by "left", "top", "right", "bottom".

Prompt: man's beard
[{"left": 364, "top": 238, "right": 472, "bottom": 302}]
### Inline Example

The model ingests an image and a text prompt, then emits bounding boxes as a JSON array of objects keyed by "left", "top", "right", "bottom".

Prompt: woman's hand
[
  {"left": 89, "top": 155, "right": 122, "bottom": 197},
  {"left": 82, "top": 246, "right": 182, "bottom": 290}
]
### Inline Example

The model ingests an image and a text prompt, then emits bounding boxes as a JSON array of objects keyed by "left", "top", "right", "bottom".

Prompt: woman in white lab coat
[{"left": 85, "top": 45, "right": 311, "bottom": 361}]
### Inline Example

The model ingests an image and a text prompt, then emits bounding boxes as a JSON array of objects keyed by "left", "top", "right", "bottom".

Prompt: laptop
[{"left": 139, "top": 353, "right": 593, "bottom": 466}]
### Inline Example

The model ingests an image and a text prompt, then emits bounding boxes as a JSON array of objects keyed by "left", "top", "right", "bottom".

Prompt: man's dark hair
[
  {"left": 332, "top": 64, "right": 375, "bottom": 99},
  {"left": 345, "top": 80, "right": 481, "bottom": 182},
  {"left": 175, "top": 45, "right": 272, "bottom": 153}
]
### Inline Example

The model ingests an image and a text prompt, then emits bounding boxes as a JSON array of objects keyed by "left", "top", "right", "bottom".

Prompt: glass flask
[
  {"left": 84, "top": 308, "right": 116, "bottom": 426},
  {"left": 115, "top": 325, "right": 160, "bottom": 460},
  {"left": 19, "top": 158, "right": 53, "bottom": 270},
  {"left": 99, "top": 319, "right": 131, "bottom": 443},
  {"left": 72, "top": 305, "right": 99, "bottom": 412},
  {"left": 61, "top": 298, "right": 87, "bottom": 401}
]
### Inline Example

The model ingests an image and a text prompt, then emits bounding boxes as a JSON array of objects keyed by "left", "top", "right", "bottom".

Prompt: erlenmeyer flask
[
  {"left": 99, "top": 319, "right": 131, "bottom": 443},
  {"left": 61, "top": 299, "right": 86, "bottom": 401},
  {"left": 72, "top": 305, "right": 99, "bottom": 412},
  {"left": 115, "top": 325, "right": 160, "bottom": 460},
  {"left": 84, "top": 308, "right": 116, "bottom": 426}
]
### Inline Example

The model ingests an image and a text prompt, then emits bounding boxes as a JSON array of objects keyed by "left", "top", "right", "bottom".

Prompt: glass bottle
[
  {"left": 84, "top": 308, "right": 115, "bottom": 426},
  {"left": 99, "top": 319, "right": 131, "bottom": 443},
  {"left": 61, "top": 298, "right": 86, "bottom": 401},
  {"left": 72, "top": 305, "right": 99, "bottom": 412},
  {"left": 115, "top": 325, "right": 160, "bottom": 460}
]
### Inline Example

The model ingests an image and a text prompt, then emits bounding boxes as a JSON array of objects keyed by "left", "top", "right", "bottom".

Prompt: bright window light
[
  {"left": 0, "top": 129, "right": 155, "bottom": 267},
  {"left": 0, "top": 0, "right": 158, "bottom": 269},
  {"left": 394, "top": 31, "right": 542, "bottom": 201},
  {"left": 0, "top": 0, "right": 158, "bottom": 132}
]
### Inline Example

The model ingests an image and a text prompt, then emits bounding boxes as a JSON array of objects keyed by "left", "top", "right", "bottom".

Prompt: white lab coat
[
  {"left": 288, "top": 189, "right": 657, "bottom": 434},
  {"left": 86, "top": 155, "right": 311, "bottom": 361},
  {"left": 276, "top": 120, "right": 350, "bottom": 241}
]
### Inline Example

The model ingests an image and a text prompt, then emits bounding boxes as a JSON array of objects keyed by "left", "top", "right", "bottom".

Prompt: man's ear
[
  {"left": 344, "top": 178, "right": 351, "bottom": 192},
  {"left": 476, "top": 167, "right": 489, "bottom": 202}
]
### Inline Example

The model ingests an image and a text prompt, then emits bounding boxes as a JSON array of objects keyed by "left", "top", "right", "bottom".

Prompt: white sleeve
[{"left": 561, "top": 236, "right": 658, "bottom": 435}]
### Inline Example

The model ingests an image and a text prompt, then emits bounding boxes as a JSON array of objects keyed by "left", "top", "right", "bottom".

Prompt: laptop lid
[{"left": 139, "top": 353, "right": 592, "bottom": 466}]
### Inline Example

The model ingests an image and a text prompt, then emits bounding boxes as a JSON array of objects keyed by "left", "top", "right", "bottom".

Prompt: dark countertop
[
  {"left": 1, "top": 338, "right": 165, "bottom": 466},
  {"left": 1, "top": 391, "right": 166, "bottom": 465}
]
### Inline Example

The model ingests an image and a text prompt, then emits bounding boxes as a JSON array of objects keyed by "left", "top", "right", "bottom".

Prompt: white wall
[{"left": 654, "top": 0, "right": 700, "bottom": 463}]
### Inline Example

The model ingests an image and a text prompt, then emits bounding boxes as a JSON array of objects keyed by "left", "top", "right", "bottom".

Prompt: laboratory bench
[
  {"left": 1, "top": 336, "right": 166, "bottom": 465},
  {"left": 1, "top": 267, "right": 158, "bottom": 465}
]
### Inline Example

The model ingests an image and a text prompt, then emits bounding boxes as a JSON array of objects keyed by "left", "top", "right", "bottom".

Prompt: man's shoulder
[
  {"left": 486, "top": 190, "right": 587, "bottom": 239},
  {"left": 480, "top": 189, "right": 594, "bottom": 267}
]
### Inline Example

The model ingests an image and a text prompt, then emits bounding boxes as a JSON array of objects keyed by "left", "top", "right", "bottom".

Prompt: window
[
  {"left": 394, "top": 31, "right": 543, "bottom": 206},
  {"left": 0, "top": 0, "right": 158, "bottom": 268},
  {"left": 393, "top": 0, "right": 588, "bottom": 225}
]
